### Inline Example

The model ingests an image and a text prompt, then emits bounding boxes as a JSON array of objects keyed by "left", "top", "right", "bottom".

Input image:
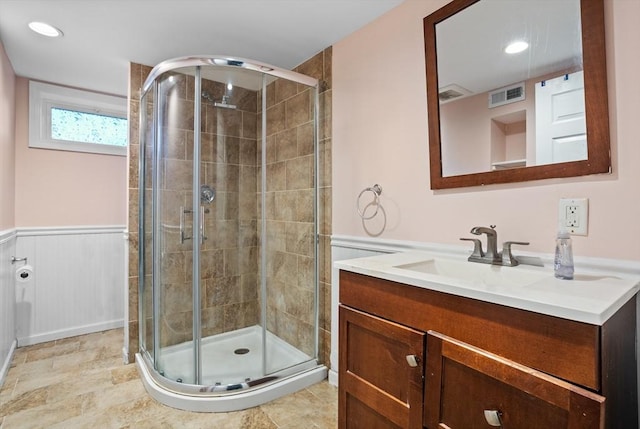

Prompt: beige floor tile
[
  {"left": 25, "top": 341, "right": 80, "bottom": 363},
  {"left": 79, "top": 378, "right": 147, "bottom": 413},
  {"left": 9, "top": 371, "right": 68, "bottom": 398},
  {"left": 238, "top": 407, "right": 278, "bottom": 429},
  {"left": 30, "top": 367, "right": 111, "bottom": 405},
  {"left": 0, "top": 374, "right": 17, "bottom": 399},
  {"left": 79, "top": 330, "right": 124, "bottom": 353},
  {"left": 2, "top": 395, "right": 83, "bottom": 428},
  {"left": 110, "top": 364, "right": 139, "bottom": 384},
  {"left": 50, "top": 395, "right": 169, "bottom": 429},
  {"left": 7, "top": 348, "right": 26, "bottom": 367},
  {"left": 1, "top": 329, "right": 338, "bottom": 429},
  {"left": 260, "top": 389, "right": 324, "bottom": 427},
  {"left": 0, "top": 386, "right": 48, "bottom": 417},
  {"left": 51, "top": 348, "right": 105, "bottom": 372},
  {"left": 307, "top": 380, "right": 338, "bottom": 404},
  {"left": 5, "top": 356, "right": 54, "bottom": 382}
]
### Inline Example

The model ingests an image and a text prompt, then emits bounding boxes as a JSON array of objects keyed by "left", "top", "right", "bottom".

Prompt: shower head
[
  {"left": 213, "top": 101, "right": 237, "bottom": 110},
  {"left": 201, "top": 91, "right": 237, "bottom": 110}
]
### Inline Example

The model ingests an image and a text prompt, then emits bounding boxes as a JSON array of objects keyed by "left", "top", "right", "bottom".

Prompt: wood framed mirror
[{"left": 424, "top": 0, "right": 610, "bottom": 190}]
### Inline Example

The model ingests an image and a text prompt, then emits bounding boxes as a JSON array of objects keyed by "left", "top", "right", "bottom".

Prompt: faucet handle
[
  {"left": 504, "top": 241, "right": 529, "bottom": 247},
  {"left": 502, "top": 241, "right": 530, "bottom": 266},
  {"left": 460, "top": 238, "right": 484, "bottom": 258}
]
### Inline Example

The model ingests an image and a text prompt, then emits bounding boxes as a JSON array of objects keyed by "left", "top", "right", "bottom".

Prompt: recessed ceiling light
[
  {"left": 28, "top": 21, "right": 63, "bottom": 38},
  {"left": 505, "top": 40, "right": 528, "bottom": 54}
]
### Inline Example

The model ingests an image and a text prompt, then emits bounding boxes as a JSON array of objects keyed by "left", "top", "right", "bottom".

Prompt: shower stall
[{"left": 136, "top": 56, "right": 327, "bottom": 411}]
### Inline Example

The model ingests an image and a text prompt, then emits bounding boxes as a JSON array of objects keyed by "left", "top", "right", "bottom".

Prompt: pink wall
[
  {"left": 13, "top": 77, "right": 127, "bottom": 227},
  {"left": 0, "top": 41, "right": 16, "bottom": 230},
  {"left": 440, "top": 77, "right": 535, "bottom": 176},
  {"left": 333, "top": 0, "right": 640, "bottom": 261}
]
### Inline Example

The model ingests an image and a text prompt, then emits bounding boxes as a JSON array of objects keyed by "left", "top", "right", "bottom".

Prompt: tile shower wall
[
  {"left": 127, "top": 48, "right": 332, "bottom": 366},
  {"left": 260, "top": 50, "right": 332, "bottom": 361},
  {"left": 197, "top": 77, "right": 261, "bottom": 341}
]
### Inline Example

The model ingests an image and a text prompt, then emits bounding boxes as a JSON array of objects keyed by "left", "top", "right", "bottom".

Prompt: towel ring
[{"left": 357, "top": 184, "right": 382, "bottom": 220}]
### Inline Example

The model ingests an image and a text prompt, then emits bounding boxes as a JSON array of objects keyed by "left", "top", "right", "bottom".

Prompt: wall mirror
[{"left": 424, "top": 0, "right": 610, "bottom": 190}]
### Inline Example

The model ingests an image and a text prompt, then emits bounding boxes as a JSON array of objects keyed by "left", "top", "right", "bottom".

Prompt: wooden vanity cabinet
[
  {"left": 338, "top": 270, "right": 638, "bottom": 429},
  {"left": 339, "top": 306, "right": 425, "bottom": 428}
]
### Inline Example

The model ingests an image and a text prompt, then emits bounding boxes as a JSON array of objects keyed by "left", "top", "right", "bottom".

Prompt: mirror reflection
[{"left": 436, "top": 0, "right": 585, "bottom": 177}]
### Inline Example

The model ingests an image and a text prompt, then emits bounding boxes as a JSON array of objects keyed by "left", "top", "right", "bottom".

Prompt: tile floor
[{"left": 0, "top": 329, "right": 337, "bottom": 428}]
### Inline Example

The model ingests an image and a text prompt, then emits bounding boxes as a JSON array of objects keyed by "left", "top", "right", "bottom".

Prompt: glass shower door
[
  {"left": 153, "top": 70, "right": 196, "bottom": 384},
  {"left": 139, "top": 84, "right": 154, "bottom": 362},
  {"left": 198, "top": 68, "right": 264, "bottom": 387},
  {"left": 261, "top": 76, "right": 319, "bottom": 376}
]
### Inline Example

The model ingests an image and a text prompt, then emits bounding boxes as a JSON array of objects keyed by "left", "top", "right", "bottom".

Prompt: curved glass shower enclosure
[{"left": 136, "top": 56, "right": 326, "bottom": 411}]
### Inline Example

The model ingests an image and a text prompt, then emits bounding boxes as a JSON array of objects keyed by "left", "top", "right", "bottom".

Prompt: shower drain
[{"left": 234, "top": 348, "right": 250, "bottom": 355}]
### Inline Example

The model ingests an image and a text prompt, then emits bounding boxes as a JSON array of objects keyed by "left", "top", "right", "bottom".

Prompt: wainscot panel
[
  {"left": 15, "top": 226, "right": 125, "bottom": 346},
  {"left": 0, "top": 229, "right": 17, "bottom": 388}
]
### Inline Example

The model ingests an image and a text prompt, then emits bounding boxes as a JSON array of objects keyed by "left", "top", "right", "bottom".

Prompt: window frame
[{"left": 29, "top": 80, "right": 128, "bottom": 156}]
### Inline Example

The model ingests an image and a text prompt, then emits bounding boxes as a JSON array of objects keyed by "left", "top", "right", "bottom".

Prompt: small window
[{"left": 29, "top": 81, "right": 128, "bottom": 156}]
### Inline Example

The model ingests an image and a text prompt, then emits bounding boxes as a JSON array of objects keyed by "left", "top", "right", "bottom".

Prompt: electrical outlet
[{"left": 559, "top": 198, "right": 588, "bottom": 235}]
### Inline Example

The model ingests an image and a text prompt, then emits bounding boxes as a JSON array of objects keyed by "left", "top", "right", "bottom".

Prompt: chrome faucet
[
  {"left": 471, "top": 226, "right": 500, "bottom": 263},
  {"left": 461, "top": 225, "right": 529, "bottom": 266}
]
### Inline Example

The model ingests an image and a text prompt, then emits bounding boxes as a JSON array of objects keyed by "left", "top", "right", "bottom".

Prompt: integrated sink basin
[{"left": 394, "top": 258, "right": 550, "bottom": 288}]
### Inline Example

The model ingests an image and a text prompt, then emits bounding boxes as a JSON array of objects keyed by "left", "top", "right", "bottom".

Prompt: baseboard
[
  {"left": 0, "top": 339, "right": 17, "bottom": 388},
  {"left": 17, "top": 319, "right": 124, "bottom": 347},
  {"left": 328, "top": 369, "right": 338, "bottom": 387}
]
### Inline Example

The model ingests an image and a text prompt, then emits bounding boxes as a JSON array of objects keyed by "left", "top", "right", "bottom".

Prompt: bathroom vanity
[{"left": 336, "top": 252, "right": 639, "bottom": 429}]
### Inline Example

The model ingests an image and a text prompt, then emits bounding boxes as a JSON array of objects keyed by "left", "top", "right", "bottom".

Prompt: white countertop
[{"left": 335, "top": 250, "right": 640, "bottom": 325}]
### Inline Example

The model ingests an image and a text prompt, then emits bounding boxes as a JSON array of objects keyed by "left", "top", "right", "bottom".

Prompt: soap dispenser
[{"left": 554, "top": 226, "right": 574, "bottom": 280}]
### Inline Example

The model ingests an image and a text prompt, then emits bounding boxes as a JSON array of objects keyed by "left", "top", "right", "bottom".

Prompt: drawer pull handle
[
  {"left": 484, "top": 409, "right": 503, "bottom": 427},
  {"left": 405, "top": 354, "right": 420, "bottom": 367}
]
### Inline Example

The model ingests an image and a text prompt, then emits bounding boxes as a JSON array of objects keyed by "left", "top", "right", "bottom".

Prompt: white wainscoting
[
  {"left": 0, "top": 229, "right": 17, "bottom": 387},
  {"left": 15, "top": 226, "right": 126, "bottom": 346}
]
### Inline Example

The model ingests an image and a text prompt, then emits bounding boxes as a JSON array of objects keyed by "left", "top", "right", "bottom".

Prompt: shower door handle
[
  {"left": 180, "top": 206, "right": 208, "bottom": 244},
  {"left": 200, "top": 206, "right": 208, "bottom": 244},
  {"left": 180, "top": 206, "right": 192, "bottom": 243}
]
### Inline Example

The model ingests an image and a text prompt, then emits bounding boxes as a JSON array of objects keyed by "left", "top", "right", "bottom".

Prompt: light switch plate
[{"left": 559, "top": 198, "right": 588, "bottom": 236}]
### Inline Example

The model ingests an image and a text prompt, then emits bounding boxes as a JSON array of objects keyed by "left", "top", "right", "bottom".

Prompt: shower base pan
[{"left": 136, "top": 326, "right": 327, "bottom": 412}]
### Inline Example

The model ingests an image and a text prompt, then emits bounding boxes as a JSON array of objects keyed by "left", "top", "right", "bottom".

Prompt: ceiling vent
[
  {"left": 488, "top": 82, "right": 525, "bottom": 108},
  {"left": 438, "top": 84, "right": 472, "bottom": 103}
]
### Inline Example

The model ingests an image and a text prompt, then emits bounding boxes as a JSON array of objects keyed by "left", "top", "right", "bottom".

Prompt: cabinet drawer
[
  {"left": 424, "top": 331, "right": 605, "bottom": 429},
  {"left": 339, "top": 305, "right": 424, "bottom": 429}
]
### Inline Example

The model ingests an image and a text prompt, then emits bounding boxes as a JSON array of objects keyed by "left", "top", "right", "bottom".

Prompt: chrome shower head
[{"left": 201, "top": 91, "right": 237, "bottom": 110}]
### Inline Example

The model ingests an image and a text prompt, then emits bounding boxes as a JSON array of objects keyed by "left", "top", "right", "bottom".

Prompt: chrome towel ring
[{"left": 357, "top": 184, "right": 382, "bottom": 220}]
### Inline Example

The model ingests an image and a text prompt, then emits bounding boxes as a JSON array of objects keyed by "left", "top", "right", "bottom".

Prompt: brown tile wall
[
  {"left": 259, "top": 49, "right": 332, "bottom": 362},
  {"left": 127, "top": 47, "right": 332, "bottom": 367}
]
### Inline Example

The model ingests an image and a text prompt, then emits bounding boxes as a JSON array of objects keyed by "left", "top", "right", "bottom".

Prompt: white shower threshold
[{"left": 135, "top": 325, "right": 328, "bottom": 412}]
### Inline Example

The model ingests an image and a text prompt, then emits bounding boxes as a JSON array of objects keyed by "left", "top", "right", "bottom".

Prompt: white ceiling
[
  {"left": 0, "top": 0, "right": 404, "bottom": 96},
  {"left": 436, "top": 0, "right": 582, "bottom": 96}
]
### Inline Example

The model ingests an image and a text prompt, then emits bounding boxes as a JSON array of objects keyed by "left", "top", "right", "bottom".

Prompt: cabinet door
[
  {"left": 339, "top": 305, "right": 425, "bottom": 429},
  {"left": 424, "top": 331, "right": 605, "bottom": 429}
]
